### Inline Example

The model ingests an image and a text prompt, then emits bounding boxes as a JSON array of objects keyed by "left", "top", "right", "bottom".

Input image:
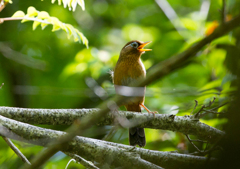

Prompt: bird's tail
[{"left": 127, "top": 105, "right": 146, "bottom": 147}]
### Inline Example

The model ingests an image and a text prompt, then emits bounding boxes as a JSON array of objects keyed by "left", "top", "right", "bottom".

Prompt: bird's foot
[
  {"left": 140, "top": 103, "right": 158, "bottom": 117},
  {"left": 148, "top": 111, "right": 158, "bottom": 117}
]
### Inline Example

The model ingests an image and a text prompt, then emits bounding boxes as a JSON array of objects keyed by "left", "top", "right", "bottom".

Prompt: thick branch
[
  {"left": 0, "top": 115, "right": 216, "bottom": 169},
  {"left": 0, "top": 107, "right": 224, "bottom": 143}
]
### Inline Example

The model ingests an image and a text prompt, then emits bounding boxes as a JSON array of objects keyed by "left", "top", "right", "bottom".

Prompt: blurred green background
[{"left": 0, "top": 0, "right": 240, "bottom": 168}]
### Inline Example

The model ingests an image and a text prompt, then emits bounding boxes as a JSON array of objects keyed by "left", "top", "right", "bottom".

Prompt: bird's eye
[{"left": 131, "top": 42, "right": 139, "bottom": 48}]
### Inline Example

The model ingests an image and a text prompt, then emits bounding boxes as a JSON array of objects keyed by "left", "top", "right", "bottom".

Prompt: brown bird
[{"left": 113, "top": 40, "right": 153, "bottom": 147}]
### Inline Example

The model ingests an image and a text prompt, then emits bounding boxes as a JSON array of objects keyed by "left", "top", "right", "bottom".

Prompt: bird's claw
[{"left": 148, "top": 111, "right": 158, "bottom": 117}]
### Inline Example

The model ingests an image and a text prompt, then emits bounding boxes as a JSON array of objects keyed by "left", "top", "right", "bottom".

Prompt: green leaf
[
  {"left": 33, "top": 21, "right": 41, "bottom": 30},
  {"left": 11, "top": 11, "right": 25, "bottom": 17},
  {"left": 71, "top": 0, "right": 78, "bottom": 11},
  {"left": 68, "top": 0, "right": 72, "bottom": 9},
  {"left": 62, "top": 0, "right": 68, "bottom": 8},
  {"left": 52, "top": 24, "right": 61, "bottom": 32},
  {"left": 27, "top": 6, "right": 38, "bottom": 17},
  {"left": 10, "top": 7, "right": 88, "bottom": 47},
  {"left": 76, "top": 30, "right": 88, "bottom": 47},
  {"left": 38, "top": 11, "right": 50, "bottom": 19},
  {"left": 50, "top": 0, "right": 85, "bottom": 11},
  {"left": 65, "top": 24, "right": 73, "bottom": 36},
  {"left": 6, "top": 0, "right": 13, "bottom": 4},
  {"left": 41, "top": 22, "right": 48, "bottom": 30},
  {"left": 77, "top": 0, "right": 85, "bottom": 10},
  {"left": 50, "top": 17, "right": 61, "bottom": 31}
]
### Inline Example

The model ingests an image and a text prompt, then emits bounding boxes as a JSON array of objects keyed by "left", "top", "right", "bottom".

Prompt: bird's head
[{"left": 119, "top": 40, "right": 152, "bottom": 59}]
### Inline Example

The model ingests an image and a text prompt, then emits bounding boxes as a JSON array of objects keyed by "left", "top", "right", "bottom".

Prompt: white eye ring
[{"left": 131, "top": 42, "right": 139, "bottom": 48}]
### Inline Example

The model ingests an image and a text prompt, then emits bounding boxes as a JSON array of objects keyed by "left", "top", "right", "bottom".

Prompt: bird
[{"left": 113, "top": 40, "right": 153, "bottom": 147}]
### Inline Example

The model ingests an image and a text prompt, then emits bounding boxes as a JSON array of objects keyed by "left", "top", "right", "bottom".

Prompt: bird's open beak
[{"left": 138, "top": 41, "right": 152, "bottom": 52}]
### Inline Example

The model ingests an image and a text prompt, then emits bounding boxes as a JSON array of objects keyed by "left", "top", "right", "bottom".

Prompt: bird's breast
[{"left": 114, "top": 59, "right": 146, "bottom": 86}]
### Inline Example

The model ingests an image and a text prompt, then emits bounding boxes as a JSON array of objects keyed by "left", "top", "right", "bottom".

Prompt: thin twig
[
  {"left": 190, "top": 139, "right": 208, "bottom": 143},
  {"left": 0, "top": 17, "right": 51, "bottom": 24},
  {"left": 193, "top": 97, "right": 218, "bottom": 119},
  {"left": 103, "top": 126, "right": 118, "bottom": 141},
  {"left": 208, "top": 102, "right": 229, "bottom": 111},
  {"left": 187, "top": 134, "right": 223, "bottom": 156},
  {"left": 206, "top": 97, "right": 216, "bottom": 108},
  {"left": 2, "top": 136, "right": 31, "bottom": 165},
  {"left": 198, "top": 102, "right": 228, "bottom": 118},
  {"left": 190, "top": 100, "right": 198, "bottom": 115},
  {"left": 205, "top": 137, "right": 223, "bottom": 165},
  {"left": 65, "top": 152, "right": 99, "bottom": 169},
  {"left": 194, "top": 105, "right": 205, "bottom": 119},
  {"left": 186, "top": 135, "right": 204, "bottom": 154},
  {"left": 204, "top": 110, "right": 225, "bottom": 114},
  {"left": 0, "top": 83, "right": 3, "bottom": 89}
]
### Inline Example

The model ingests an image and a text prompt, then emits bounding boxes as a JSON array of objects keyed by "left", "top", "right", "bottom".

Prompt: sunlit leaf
[
  {"left": 50, "top": 17, "right": 61, "bottom": 31},
  {"left": 5, "top": 0, "right": 13, "bottom": 3},
  {"left": 62, "top": 0, "right": 68, "bottom": 8},
  {"left": 41, "top": 22, "right": 48, "bottom": 30},
  {"left": 200, "top": 80, "right": 221, "bottom": 91},
  {"left": 68, "top": 0, "right": 72, "bottom": 9},
  {"left": 11, "top": 11, "right": 25, "bottom": 17},
  {"left": 50, "top": 0, "right": 85, "bottom": 11},
  {"left": 10, "top": 7, "right": 88, "bottom": 47},
  {"left": 38, "top": 11, "right": 50, "bottom": 19},
  {"left": 60, "top": 23, "right": 69, "bottom": 34},
  {"left": 77, "top": 0, "right": 85, "bottom": 10},
  {"left": 71, "top": 0, "right": 78, "bottom": 11},
  {"left": 32, "top": 21, "right": 41, "bottom": 30},
  {"left": 27, "top": 6, "right": 38, "bottom": 17}
]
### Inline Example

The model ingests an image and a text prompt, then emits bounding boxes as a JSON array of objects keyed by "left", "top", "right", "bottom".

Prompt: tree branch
[
  {"left": 221, "top": 0, "right": 226, "bottom": 23},
  {"left": 143, "top": 13, "right": 240, "bottom": 87},
  {"left": 1, "top": 136, "right": 31, "bottom": 165},
  {"left": 0, "top": 107, "right": 224, "bottom": 143},
  {"left": 0, "top": 114, "right": 216, "bottom": 169},
  {"left": 0, "top": 17, "right": 51, "bottom": 24}
]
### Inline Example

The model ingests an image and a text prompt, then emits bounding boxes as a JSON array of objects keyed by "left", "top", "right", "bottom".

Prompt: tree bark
[{"left": 0, "top": 107, "right": 224, "bottom": 143}]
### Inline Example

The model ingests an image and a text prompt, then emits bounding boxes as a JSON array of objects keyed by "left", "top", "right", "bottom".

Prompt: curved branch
[
  {"left": 0, "top": 107, "right": 224, "bottom": 143},
  {"left": 0, "top": 115, "right": 216, "bottom": 169}
]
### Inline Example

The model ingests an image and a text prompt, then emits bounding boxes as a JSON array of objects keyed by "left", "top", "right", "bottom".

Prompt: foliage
[
  {"left": 50, "top": 0, "right": 85, "bottom": 11},
  {"left": 0, "top": 0, "right": 240, "bottom": 168},
  {"left": 11, "top": 6, "right": 88, "bottom": 46}
]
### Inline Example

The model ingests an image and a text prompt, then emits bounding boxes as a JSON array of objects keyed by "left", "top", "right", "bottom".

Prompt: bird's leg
[{"left": 140, "top": 103, "right": 158, "bottom": 117}]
